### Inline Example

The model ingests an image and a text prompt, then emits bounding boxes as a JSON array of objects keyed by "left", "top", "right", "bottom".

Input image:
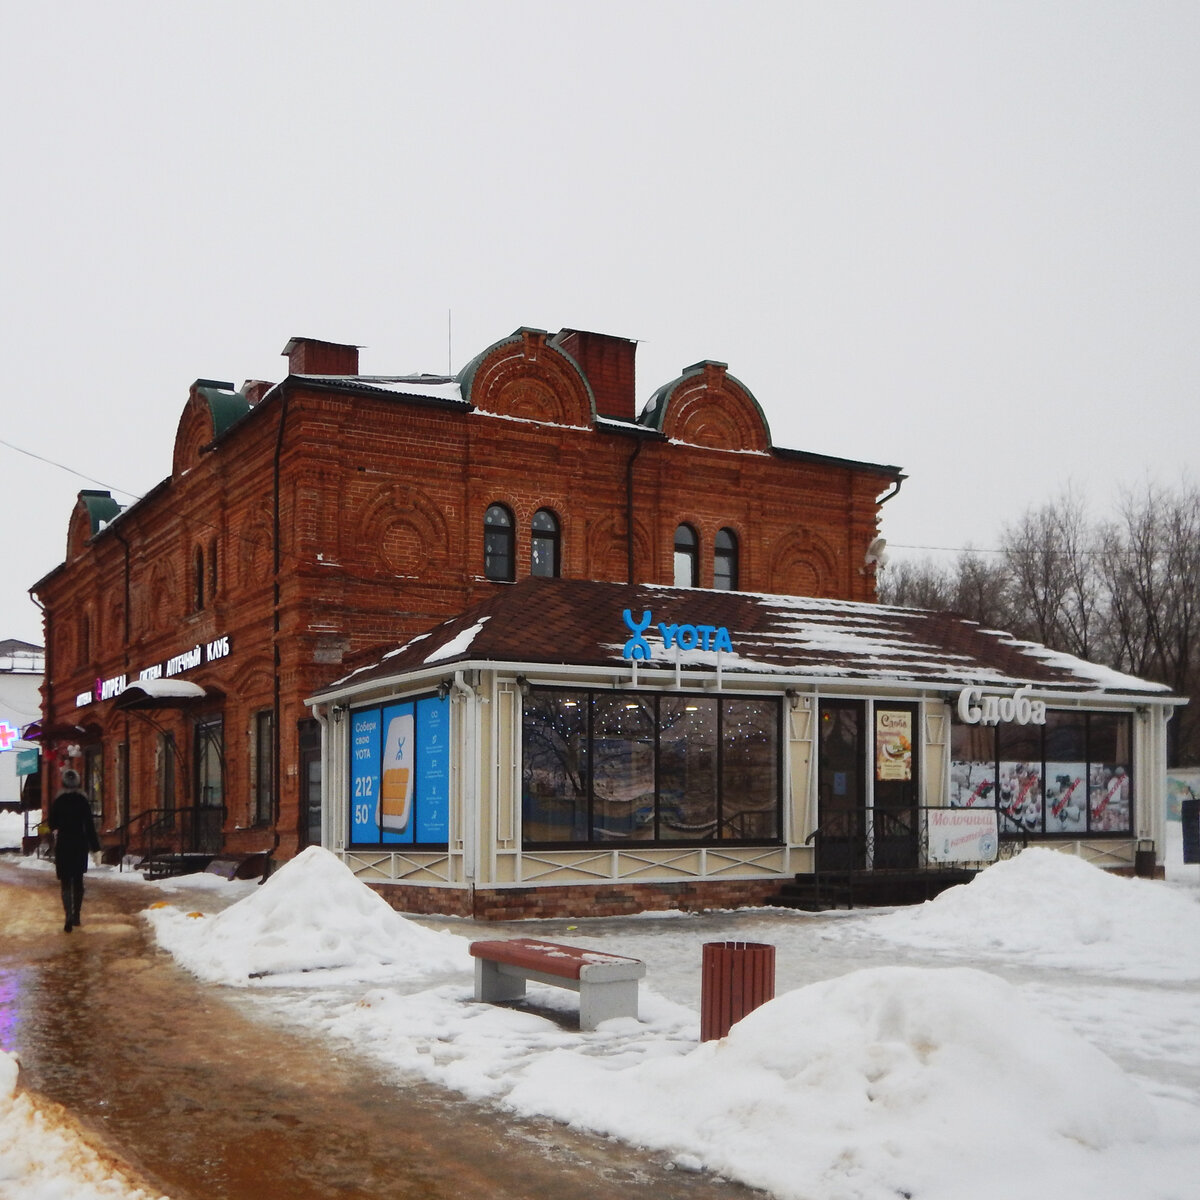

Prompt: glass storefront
[
  {"left": 522, "top": 688, "right": 781, "bottom": 847},
  {"left": 950, "top": 711, "right": 1133, "bottom": 836}
]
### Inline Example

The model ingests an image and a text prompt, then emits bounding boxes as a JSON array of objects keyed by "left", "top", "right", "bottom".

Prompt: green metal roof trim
[
  {"left": 193, "top": 381, "right": 251, "bottom": 439},
  {"left": 79, "top": 490, "right": 122, "bottom": 535},
  {"left": 456, "top": 328, "right": 597, "bottom": 417},
  {"left": 639, "top": 361, "right": 773, "bottom": 445}
]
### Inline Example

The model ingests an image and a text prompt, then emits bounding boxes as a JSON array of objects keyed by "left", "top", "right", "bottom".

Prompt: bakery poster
[{"left": 876, "top": 710, "right": 913, "bottom": 781}]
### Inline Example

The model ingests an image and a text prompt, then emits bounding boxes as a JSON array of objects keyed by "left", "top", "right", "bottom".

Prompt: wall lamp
[
  {"left": 436, "top": 679, "right": 452, "bottom": 700},
  {"left": 516, "top": 675, "right": 531, "bottom": 697},
  {"left": 785, "top": 688, "right": 801, "bottom": 711}
]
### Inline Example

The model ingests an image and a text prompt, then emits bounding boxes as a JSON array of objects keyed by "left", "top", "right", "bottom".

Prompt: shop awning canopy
[
  {"left": 113, "top": 679, "right": 222, "bottom": 710},
  {"left": 20, "top": 720, "right": 103, "bottom": 744}
]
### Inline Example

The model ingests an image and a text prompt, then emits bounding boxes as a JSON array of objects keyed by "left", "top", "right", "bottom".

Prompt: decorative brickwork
[{"left": 33, "top": 327, "right": 901, "bottom": 867}]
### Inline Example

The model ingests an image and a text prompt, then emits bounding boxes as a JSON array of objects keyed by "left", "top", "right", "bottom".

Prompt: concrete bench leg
[
  {"left": 475, "top": 958, "right": 527, "bottom": 1004},
  {"left": 578, "top": 979, "right": 639, "bottom": 1031}
]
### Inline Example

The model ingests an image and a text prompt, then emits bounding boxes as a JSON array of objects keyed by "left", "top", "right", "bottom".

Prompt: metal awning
[
  {"left": 113, "top": 680, "right": 223, "bottom": 710},
  {"left": 20, "top": 720, "right": 103, "bottom": 744}
]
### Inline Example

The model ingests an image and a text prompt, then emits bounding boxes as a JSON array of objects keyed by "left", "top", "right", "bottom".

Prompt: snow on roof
[
  {"left": 315, "top": 578, "right": 1175, "bottom": 701},
  {"left": 294, "top": 374, "right": 464, "bottom": 403}
]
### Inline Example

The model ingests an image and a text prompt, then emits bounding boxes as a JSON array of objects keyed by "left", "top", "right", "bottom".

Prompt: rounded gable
[
  {"left": 642, "top": 361, "right": 771, "bottom": 453},
  {"left": 172, "top": 382, "right": 250, "bottom": 479},
  {"left": 459, "top": 328, "right": 596, "bottom": 428}
]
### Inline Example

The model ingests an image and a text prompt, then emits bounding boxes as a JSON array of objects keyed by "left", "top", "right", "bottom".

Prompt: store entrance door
[
  {"left": 816, "top": 700, "right": 866, "bottom": 870},
  {"left": 873, "top": 703, "right": 920, "bottom": 869}
]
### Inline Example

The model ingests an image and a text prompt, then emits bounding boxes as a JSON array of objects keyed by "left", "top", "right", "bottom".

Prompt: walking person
[{"left": 49, "top": 768, "right": 100, "bottom": 932}]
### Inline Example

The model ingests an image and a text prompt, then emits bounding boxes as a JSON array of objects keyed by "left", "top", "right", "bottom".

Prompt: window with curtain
[
  {"left": 674, "top": 524, "right": 698, "bottom": 587},
  {"left": 714, "top": 528, "right": 738, "bottom": 590}
]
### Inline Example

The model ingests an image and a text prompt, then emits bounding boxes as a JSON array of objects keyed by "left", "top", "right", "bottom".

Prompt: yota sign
[
  {"left": 622, "top": 609, "right": 734, "bottom": 662},
  {"left": 956, "top": 685, "right": 1046, "bottom": 727}
]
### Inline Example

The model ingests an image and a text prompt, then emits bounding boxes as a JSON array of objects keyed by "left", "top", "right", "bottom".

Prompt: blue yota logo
[
  {"left": 622, "top": 608, "right": 734, "bottom": 661},
  {"left": 622, "top": 609, "right": 654, "bottom": 660}
]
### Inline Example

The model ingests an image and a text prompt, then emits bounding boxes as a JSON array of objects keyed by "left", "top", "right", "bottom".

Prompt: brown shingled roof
[{"left": 320, "top": 578, "right": 1172, "bottom": 701}]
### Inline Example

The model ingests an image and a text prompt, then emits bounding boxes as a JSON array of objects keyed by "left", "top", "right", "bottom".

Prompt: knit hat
[{"left": 61, "top": 769, "right": 81, "bottom": 789}]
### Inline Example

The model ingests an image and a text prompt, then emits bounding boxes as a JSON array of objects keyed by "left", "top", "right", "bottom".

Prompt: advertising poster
[
  {"left": 928, "top": 808, "right": 999, "bottom": 863},
  {"left": 349, "top": 709, "right": 381, "bottom": 843},
  {"left": 416, "top": 695, "right": 450, "bottom": 841},
  {"left": 875, "top": 710, "right": 912, "bottom": 781},
  {"left": 380, "top": 703, "right": 415, "bottom": 844}
]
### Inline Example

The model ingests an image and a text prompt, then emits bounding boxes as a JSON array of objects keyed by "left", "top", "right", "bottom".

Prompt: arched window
[
  {"left": 673, "top": 524, "right": 698, "bottom": 588},
  {"left": 194, "top": 546, "right": 205, "bottom": 611},
  {"left": 484, "top": 503, "right": 515, "bottom": 582},
  {"left": 531, "top": 509, "right": 560, "bottom": 578},
  {"left": 208, "top": 536, "right": 219, "bottom": 601},
  {"left": 714, "top": 528, "right": 739, "bottom": 591}
]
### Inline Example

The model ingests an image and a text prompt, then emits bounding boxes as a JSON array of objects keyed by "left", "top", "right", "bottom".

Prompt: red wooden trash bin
[{"left": 700, "top": 941, "right": 776, "bottom": 1042}]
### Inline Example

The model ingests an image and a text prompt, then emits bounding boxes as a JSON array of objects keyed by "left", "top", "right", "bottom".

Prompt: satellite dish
[{"left": 864, "top": 537, "right": 888, "bottom": 568}]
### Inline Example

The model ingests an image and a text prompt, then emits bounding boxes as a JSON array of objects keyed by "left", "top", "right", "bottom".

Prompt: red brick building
[{"left": 30, "top": 328, "right": 902, "bottom": 867}]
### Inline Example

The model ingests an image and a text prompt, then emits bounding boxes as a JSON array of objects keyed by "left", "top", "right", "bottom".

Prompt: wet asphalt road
[{"left": 0, "top": 859, "right": 766, "bottom": 1200}]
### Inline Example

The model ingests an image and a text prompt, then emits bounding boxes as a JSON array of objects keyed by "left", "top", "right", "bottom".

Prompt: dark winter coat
[{"left": 49, "top": 789, "right": 100, "bottom": 881}]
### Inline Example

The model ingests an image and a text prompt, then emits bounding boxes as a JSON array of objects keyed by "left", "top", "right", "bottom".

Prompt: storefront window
[
  {"left": 721, "top": 698, "right": 779, "bottom": 839},
  {"left": 522, "top": 689, "right": 781, "bottom": 847},
  {"left": 253, "top": 710, "right": 274, "bottom": 826},
  {"left": 348, "top": 694, "right": 450, "bottom": 847},
  {"left": 659, "top": 696, "right": 718, "bottom": 839},
  {"left": 522, "top": 692, "right": 589, "bottom": 841},
  {"left": 592, "top": 694, "right": 656, "bottom": 839},
  {"left": 950, "top": 711, "right": 1133, "bottom": 837}
]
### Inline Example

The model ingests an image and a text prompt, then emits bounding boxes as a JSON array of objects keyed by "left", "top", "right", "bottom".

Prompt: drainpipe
[
  {"left": 27, "top": 590, "right": 49, "bottom": 818},
  {"left": 453, "top": 669, "right": 479, "bottom": 901},
  {"left": 625, "top": 437, "right": 644, "bottom": 584},
  {"left": 109, "top": 524, "right": 134, "bottom": 830},
  {"left": 272, "top": 386, "right": 290, "bottom": 841}
]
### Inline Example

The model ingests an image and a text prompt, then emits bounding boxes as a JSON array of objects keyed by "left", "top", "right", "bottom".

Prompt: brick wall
[
  {"left": 367, "top": 879, "right": 786, "bottom": 921},
  {"left": 34, "top": 328, "right": 898, "bottom": 863}
]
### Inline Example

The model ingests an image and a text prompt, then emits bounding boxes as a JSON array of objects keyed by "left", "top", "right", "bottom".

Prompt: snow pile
[
  {"left": 867, "top": 848, "right": 1200, "bottom": 980},
  {"left": 503, "top": 966, "right": 1160, "bottom": 1200},
  {"left": 0, "top": 811, "right": 25, "bottom": 848},
  {"left": 144, "top": 846, "right": 471, "bottom": 985},
  {"left": 0, "top": 1051, "right": 166, "bottom": 1200}
]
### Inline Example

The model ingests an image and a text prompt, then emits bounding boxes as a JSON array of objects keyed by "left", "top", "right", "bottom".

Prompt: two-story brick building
[{"left": 31, "top": 327, "right": 903, "bottom": 871}]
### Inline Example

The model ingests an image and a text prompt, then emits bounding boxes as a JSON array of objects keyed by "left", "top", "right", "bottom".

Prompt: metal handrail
[{"left": 106, "top": 804, "right": 228, "bottom": 868}]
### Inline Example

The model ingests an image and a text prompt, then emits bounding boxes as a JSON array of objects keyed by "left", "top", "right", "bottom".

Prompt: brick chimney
[
  {"left": 552, "top": 329, "right": 637, "bottom": 421},
  {"left": 282, "top": 337, "right": 360, "bottom": 376},
  {"left": 241, "top": 380, "right": 275, "bottom": 406}
]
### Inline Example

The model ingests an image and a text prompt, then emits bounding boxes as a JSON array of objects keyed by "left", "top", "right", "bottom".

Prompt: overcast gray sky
[{"left": 3, "top": 2, "right": 1197, "bottom": 645}]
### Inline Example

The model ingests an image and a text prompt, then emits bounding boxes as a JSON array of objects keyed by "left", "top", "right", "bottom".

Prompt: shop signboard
[
  {"left": 875, "top": 710, "right": 912, "bottom": 781},
  {"left": 349, "top": 694, "right": 450, "bottom": 846},
  {"left": 928, "top": 808, "right": 999, "bottom": 863},
  {"left": 15, "top": 748, "right": 39, "bottom": 776}
]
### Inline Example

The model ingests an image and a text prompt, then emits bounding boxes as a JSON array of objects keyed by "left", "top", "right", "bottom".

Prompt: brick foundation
[{"left": 367, "top": 878, "right": 785, "bottom": 921}]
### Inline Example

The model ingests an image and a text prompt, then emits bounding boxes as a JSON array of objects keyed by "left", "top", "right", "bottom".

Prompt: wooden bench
[{"left": 469, "top": 937, "right": 646, "bottom": 1031}]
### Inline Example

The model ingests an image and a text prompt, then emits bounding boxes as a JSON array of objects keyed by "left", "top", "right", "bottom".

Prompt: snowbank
[
  {"left": 867, "top": 848, "right": 1200, "bottom": 981},
  {"left": 0, "top": 811, "right": 26, "bottom": 849},
  {"left": 138, "top": 843, "right": 1200, "bottom": 1200},
  {"left": 504, "top": 966, "right": 1160, "bottom": 1200},
  {"left": 0, "top": 1050, "right": 166, "bottom": 1200},
  {"left": 143, "top": 845, "right": 472, "bottom": 985}
]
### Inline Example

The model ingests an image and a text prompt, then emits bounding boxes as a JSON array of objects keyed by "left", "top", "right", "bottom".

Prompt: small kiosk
[{"left": 308, "top": 577, "right": 1182, "bottom": 919}]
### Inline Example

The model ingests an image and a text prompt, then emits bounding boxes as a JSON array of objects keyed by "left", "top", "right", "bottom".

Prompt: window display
[{"left": 950, "top": 711, "right": 1133, "bottom": 837}]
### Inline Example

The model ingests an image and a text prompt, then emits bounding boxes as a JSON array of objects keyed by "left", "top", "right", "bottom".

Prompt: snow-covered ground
[{"left": 4, "top": 841, "right": 1200, "bottom": 1200}]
